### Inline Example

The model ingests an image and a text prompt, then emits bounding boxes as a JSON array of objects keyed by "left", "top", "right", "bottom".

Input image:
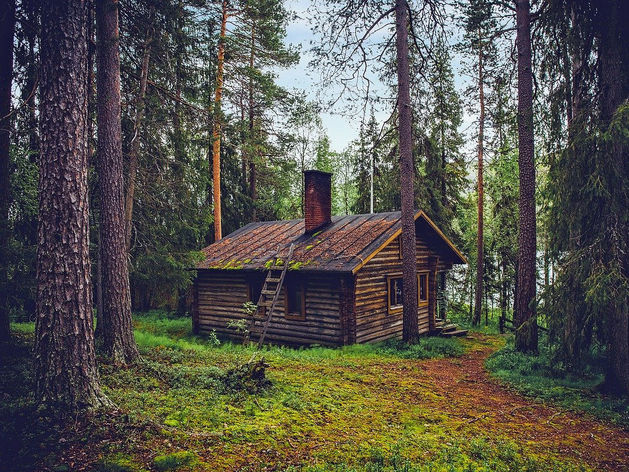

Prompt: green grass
[
  {"left": 153, "top": 451, "right": 198, "bottom": 471},
  {"left": 485, "top": 337, "right": 629, "bottom": 428},
  {"left": 10, "top": 322, "right": 35, "bottom": 335},
  {"left": 447, "top": 306, "right": 504, "bottom": 335},
  {"left": 3, "top": 311, "right": 624, "bottom": 471},
  {"left": 287, "top": 441, "right": 587, "bottom": 472}
]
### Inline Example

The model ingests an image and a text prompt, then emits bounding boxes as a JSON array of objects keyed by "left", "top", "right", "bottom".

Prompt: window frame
[
  {"left": 284, "top": 280, "right": 306, "bottom": 321},
  {"left": 417, "top": 271, "right": 429, "bottom": 307},
  {"left": 387, "top": 275, "right": 404, "bottom": 314}
]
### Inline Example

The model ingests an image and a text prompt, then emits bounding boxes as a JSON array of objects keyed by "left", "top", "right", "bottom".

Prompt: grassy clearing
[{"left": 2, "top": 312, "right": 626, "bottom": 471}]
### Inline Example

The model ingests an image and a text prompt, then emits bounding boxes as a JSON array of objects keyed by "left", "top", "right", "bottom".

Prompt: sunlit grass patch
[{"left": 9, "top": 322, "right": 35, "bottom": 335}]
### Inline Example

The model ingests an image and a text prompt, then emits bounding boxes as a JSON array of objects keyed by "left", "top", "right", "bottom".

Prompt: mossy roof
[{"left": 196, "top": 210, "right": 467, "bottom": 273}]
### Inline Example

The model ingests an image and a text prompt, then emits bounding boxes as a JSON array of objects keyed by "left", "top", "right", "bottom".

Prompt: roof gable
[{"left": 196, "top": 211, "right": 466, "bottom": 273}]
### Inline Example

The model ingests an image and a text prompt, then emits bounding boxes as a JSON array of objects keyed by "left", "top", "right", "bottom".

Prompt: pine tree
[
  {"left": 459, "top": 0, "right": 498, "bottom": 326},
  {"left": 514, "top": 0, "right": 538, "bottom": 353},
  {"left": 0, "top": 0, "right": 15, "bottom": 342},
  {"left": 96, "top": 0, "right": 139, "bottom": 364},
  {"left": 395, "top": 0, "right": 419, "bottom": 344},
  {"left": 211, "top": 0, "right": 227, "bottom": 241},
  {"left": 36, "top": 0, "right": 106, "bottom": 412}
]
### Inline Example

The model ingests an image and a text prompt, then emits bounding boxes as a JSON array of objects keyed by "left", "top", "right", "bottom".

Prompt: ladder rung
[
  {"left": 266, "top": 277, "right": 282, "bottom": 283},
  {"left": 261, "top": 289, "right": 276, "bottom": 296}
]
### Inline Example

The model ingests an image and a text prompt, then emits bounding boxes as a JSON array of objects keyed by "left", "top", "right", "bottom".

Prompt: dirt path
[{"left": 410, "top": 333, "right": 629, "bottom": 470}]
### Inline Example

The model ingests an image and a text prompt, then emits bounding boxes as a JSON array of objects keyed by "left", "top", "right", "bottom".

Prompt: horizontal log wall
[
  {"left": 195, "top": 271, "right": 342, "bottom": 346},
  {"left": 355, "top": 236, "right": 439, "bottom": 343}
]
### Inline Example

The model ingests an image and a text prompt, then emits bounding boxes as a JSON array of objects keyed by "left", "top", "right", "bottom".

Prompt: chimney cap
[{"left": 304, "top": 169, "right": 332, "bottom": 177}]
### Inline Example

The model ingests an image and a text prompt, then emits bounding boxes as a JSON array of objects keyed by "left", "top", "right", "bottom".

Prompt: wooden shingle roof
[{"left": 196, "top": 210, "right": 467, "bottom": 273}]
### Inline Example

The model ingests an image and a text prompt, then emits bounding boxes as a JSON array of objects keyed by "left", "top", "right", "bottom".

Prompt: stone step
[{"left": 441, "top": 329, "right": 468, "bottom": 338}]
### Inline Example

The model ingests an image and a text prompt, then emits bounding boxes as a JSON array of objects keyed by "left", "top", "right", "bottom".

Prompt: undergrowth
[{"left": 486, "top": 337, "right": 629, "bottom": 428}]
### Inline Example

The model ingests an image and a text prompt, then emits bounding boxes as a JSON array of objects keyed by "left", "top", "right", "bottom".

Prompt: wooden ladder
[{"left": 250, "top": 243, "right": 294, "bottom": 349}]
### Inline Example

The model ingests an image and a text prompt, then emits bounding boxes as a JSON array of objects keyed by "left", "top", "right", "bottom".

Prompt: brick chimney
[{"left": 304, "top": 170, "right": 332, "bottom": 233}]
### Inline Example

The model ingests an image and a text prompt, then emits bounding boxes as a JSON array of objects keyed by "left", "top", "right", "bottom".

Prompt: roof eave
[{"left": 351, "top": 210, "right": 467, "bottom": 274}]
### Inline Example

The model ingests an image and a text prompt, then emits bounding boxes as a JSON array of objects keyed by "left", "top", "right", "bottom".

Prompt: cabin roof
[{"left": 196, "top": 210, "right": 467, "bottom": 273}]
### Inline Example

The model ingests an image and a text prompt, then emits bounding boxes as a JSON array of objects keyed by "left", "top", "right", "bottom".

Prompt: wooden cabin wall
[
  {"left": 194, "top": 271, "right": 343, "bottom": 346},
  {"left": 354, "top": 236, "right": 448, "bottom": 343}
]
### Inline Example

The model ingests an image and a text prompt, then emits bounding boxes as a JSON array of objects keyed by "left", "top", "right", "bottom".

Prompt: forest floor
[{"left": 1, "top": 314, "right": 628, "bottom": 472}]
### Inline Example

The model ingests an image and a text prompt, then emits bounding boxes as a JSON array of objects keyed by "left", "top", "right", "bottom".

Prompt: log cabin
[{"left": 193, "top": 170, "right": 467, "bottom": 346}]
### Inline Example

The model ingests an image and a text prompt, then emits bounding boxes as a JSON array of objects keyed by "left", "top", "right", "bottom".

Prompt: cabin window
[
  {"left": 248, "top": 278, "right": 265, "bottom": 315},
  {"left": 418, "top": 272, "right": 429, "bottom": 306},
  {"left": 248, "top": 278, "right": 263, "bottom": 303},
  {"left": 387, "top": 276, "right": 404, "bottom": 313},
  {"left": 284, "top": 280, "right": 306, "bottom": 320}
]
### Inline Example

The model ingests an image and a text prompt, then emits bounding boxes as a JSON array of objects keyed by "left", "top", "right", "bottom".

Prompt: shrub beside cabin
[{"left": 193, "top": 170, "right": 467, "bottom": 346}]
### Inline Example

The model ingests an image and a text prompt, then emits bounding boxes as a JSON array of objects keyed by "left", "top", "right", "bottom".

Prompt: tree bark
[
  {"left": 36, "top": 0, "right": 106, "bottom": 411},
  {"left": 0, "top": 0, "right": 15, "bottom": 342},
  {"left": 96, "top": 0, "right": 139, "bottom": 365},
  {"left": 124, "top": 12, "right": 153, "bottom": 252},
  {"left": 515, "top": 0, "right": 538, "bottom": 353},
  {"left": 598, "top": 0, "right": 629, "bottom": 394},
  {"left": 473, "top": 36, "right": 484, "bottom": 327},
  {"left": 211, "top": 0, "right": 228, "bottom": 241},
  {"left": 248, "top": 20, "right": 257, "bottom": 222},
  {"left": 499, "top": 255, "right": 507, "bottom": 334},
  {"left": 395, "top": 0, "right": 418, "bottom": 344}
]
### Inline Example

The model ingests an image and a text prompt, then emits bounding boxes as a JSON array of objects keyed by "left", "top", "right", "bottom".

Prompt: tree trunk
[
  {"left": 598, "top": 0, "right": 629, "bottom": 394},
  {"left": 96, "top": 0, "right": 139, "bottom": 365},
  {"left": 36, "top": 0, "right": 107, "bottom": 411},
  {"left": 211, "top": 0, "right": 228, "bottom": 241},
  {"left": 22, "top": 0, "right": 39, "bottom": 168},
  {"left": 173, "top": 0, "right": 185, "bottom": 175},
  {"left": 500, "top": 255, "right": 507, "bottom": 334},
  {"left": 468, "top": 270, "right": 473, "bottom": 320},
  {"left": 124, "top": 12, "right": 153, "bottom": 252},
  {"left": 395, "top": 0, "right": 418, "bottom": 344},
  {"left": 473, "top": 37, "right": 484, "bottom": 327},
  {"left": 248, "top": 20, "right": 257, "bottom": 222},
  {"left": 0, "top": 0, "right": 15, "bottom": 342},
  {"left": 439, "top": 271, "right": 446, "bottom": 320},
  {"left": 515, "top": 0, "right": 538, "bottom": 353}
]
